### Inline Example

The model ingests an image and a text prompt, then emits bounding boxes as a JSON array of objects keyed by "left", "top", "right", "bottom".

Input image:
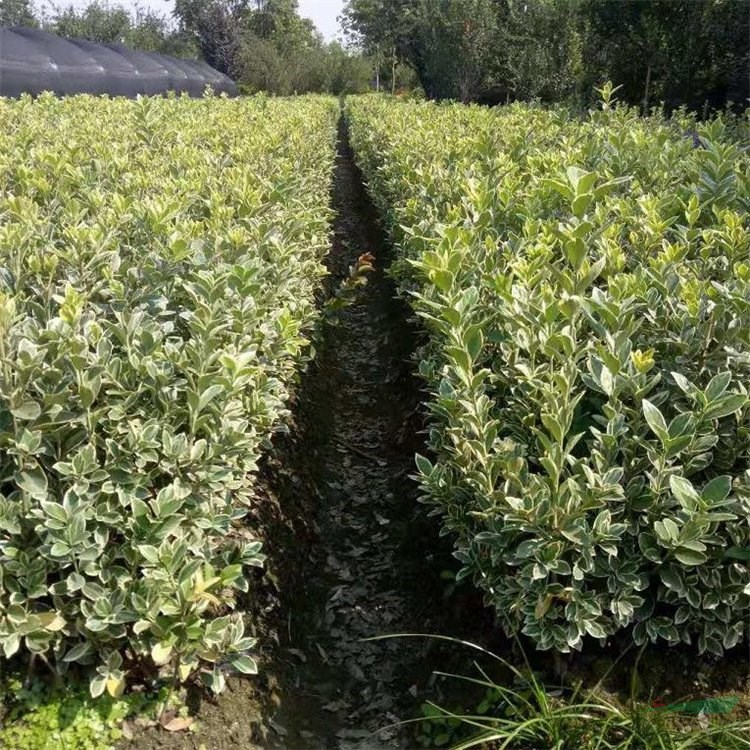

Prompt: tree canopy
[{"left": 341, "top": 0, "right": 749, "bottom": 110}]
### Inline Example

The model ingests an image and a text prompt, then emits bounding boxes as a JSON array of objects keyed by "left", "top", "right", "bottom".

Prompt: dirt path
[{"left": 262, "top": 121, "right": 455, "bottom": 749}]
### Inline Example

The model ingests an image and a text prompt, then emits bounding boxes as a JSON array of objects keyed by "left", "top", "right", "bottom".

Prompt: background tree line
[
  {"left": 1, "top": 0, "right": 372, "bottom": 95},
  {"left": 342, "top": 0, "right": 749, "bottom": 112},
  {"left": 1, "top": 0, "right": 747, "bottom": 111}
]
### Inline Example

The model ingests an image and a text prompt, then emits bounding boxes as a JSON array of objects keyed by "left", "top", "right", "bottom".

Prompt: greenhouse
[{"left": 0, "top": 27, "right": 236, "bottom": 97}]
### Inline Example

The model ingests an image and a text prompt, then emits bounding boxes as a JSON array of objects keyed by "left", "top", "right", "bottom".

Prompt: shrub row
[
  {"left": 0, "top": 93, "right": 338, "bottom": 695},
  {"left": 346, "top": 91, "right": 750, "bottom": 656}
]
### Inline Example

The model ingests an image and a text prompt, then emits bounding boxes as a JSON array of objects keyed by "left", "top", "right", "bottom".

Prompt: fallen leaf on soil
[
  {"left": 315, "top": 642, "right": 330, "bottom": 663},
  {"left": 288, "top": 648, "right": 307, "bottom": 663},
  {"left": 161, "top": 716, "right": 194, "bottom": 732},
  {"left": 121, "top": 720, "right": 135, "bottom": 740},
  {"left": 269, "top": 719, "right": 288, "bottom": 736}
]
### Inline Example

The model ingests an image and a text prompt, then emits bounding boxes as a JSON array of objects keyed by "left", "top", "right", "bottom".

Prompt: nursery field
[
  {"left": 347, "top": 92, "right": 750, "bottom": 657},
  {"left": 0, "top": 92, "right": 337, "bottom": 720},
  {"left": 1, "top": 89, "right": 750, "bottom": 750}
]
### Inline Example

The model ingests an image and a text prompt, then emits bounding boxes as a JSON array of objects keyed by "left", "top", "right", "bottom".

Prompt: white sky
[
  {"left": 299, "top": 0, "right": 345, "bottom": 41},
  {"left": 41, "top": 0, "right": 346, "bottom": 40}
]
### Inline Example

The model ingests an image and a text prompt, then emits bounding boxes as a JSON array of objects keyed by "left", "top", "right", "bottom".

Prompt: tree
[
  {"left": 497, "top": 0, "right": 582, "bottom": 102},
  {"left": 173, "top": 0, "right": 320, "bottom": 78},
  {"left": 581, "top": 0, "right": 750, "bottom": 113},
  {"left": 44, "top": 2, "right": 197, "bottom": 56},
  {"left": 342, "top": 0, "right": 420, "bottom": 93},
  {"left": 174, "top": 0, "right": 367, "bottom": 93},
  {"left": 318, "top": 41, "right": 372, "bottom": 94},
  {"left": 410, "top": 0, "right": 503, "bottom": 101},
  {"left": 249, "top": 0, "right": 319, "bottom": 49},
  {"left": 0, "top": 0, "right": 38, "bottom": 27},
  {"left": 50, "top": 2, "right": 132, "bottom": 44},
  {"left": 342, "top": 0, "right": 748, "bottom": 111},
  {"left": 173, "top": 0, "right": 248, "bottom": 74}
]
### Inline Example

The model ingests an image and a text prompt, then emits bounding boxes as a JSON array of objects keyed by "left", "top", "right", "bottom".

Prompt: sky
[
  {"left": 53, "top": 1, "right": 346, "bottom": 41},
  {"left": 299, "top": 0, "right": 345, "bottom": 41}
]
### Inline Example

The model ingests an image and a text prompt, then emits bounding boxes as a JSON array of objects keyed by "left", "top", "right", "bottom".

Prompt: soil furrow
[{"left": 264, "top": 120, "right": 448, "bottom": 749}]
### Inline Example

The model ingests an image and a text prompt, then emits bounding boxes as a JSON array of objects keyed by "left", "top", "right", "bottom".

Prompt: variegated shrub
[
  {"left": 347, "top": 91, "right": 750, "bottom": 656},
  {"left": 0, "top": 93, "right": 338, "bottom": 695}
]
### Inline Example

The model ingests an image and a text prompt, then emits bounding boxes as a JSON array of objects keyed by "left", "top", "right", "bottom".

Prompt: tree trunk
[
  {"left": 391, "top": 45, "right": 396, "bottom": 95},
  {"left": 374, "top": 44, "right": 380, "bottom": 92},
  {"left": 642, "top": 63, "right": 652, "bottom": 116}
]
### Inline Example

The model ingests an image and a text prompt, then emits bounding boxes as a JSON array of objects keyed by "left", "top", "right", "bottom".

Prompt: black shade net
[{"left": 0, "top": 27, "right": 237, "bottom": 97}]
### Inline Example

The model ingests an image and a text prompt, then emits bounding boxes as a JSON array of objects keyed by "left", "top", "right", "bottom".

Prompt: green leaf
[
  {"left": 203, "top": 668, "right": 226, "bottom": 694},
  {"left": 543, "top": 177, "right": 572, "bottom": 198},
  {"left": 638, "top": 532, "right": 662, "bottom": 563},
  {"left": 415, "top": 453, "right": 433, "bottom": 476},
  {"left": 463, "top": 325, "right": 483, "bottom": 361},
  {"left": 674, "top": 548, "right": 708, "bottom": 566},
  {"left": 572, "top": 193, "right": 593, "bottom": 217},
  {"left": 660, "top": 566, "right": 684, "bottom": 593},
  {"left": 705, "top": 371, "right": 731, "bottom": 401},
  {"left": 17, "top": 468, "right": 48, "bottom": 499},
  {"left": 446, "top": 346, "right": 472, "bottom": 376},
  {"left": 49, "top": 542, "right": 71, "bottom": 557},
  {"left": 541, "top": 413, "right": 564, "bottom": 442},
  {"left": 64, "top": 642, "right": 93, "bottom": 662},
  {"left": 37, "top": 611, "right": 66, "bottom": 631},
  {"left": 705, "top": 394, "right": 746, "bottom": 420},
  {"left": 566, "top": 166, "right": 587, "bottom": 189},
  {"left": 432, "top": 269, "right": 453, "bottom": 292},
  {"left": 584, "top": 620, "right": 607, "bottom": 639},
  {"left": 667, "top": 412, "right": 693, "bottom": 438},
  {"left": 138, "top": 545, "right": 160, "bottom": 565},
  {"left": 564, "top": 236, "right": 587, "bottom": 268},
  {"left": 702, "top": 475, "right": 731, "bottom": 505},
  {"left": 40, "top": 501, "right": 68, "bottom": 525},
  {"left": 669, "top": 475, "right": 700, "bottom": 511},
  {"left": 642, "top": 399, "right": 668, "bottom": 441},
  {"left": 671, "top": 371, "right": 693, "bottom": 394},
  {"left": 560, "top": 522, "right": 587, "bottom": 545},
  {"left": 89, "top": 675, "right": 107, "bottom": 698},
  {"left": 231, "top": 655, "right": 258, "bottom": 674},
  {"left": 3, "top": 633, "right": 20, "bottom": 658},
  {"left": 723, "top": 546, "right": 750, "bottom": 561},
  {"left": 654, "top": 517, "right": 679, "bottom": 543},
  {"left": 576, "top": 171, "right": 598, "bottom": 194},
  {"left": 10, "top": 401, "right": 41, "bottom": 420},
  {"left": 198, "top": 384, "right": 224, "bottom": 413},
  {"left": 421, "top": 703, "right": 443, "bottom": 719}
]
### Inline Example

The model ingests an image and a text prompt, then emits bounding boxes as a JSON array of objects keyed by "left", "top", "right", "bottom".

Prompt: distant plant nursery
[{"left": 0, "top": 27, "right": 237, "bottom": 98}]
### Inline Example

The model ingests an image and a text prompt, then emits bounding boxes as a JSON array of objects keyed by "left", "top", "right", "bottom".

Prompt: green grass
[{"left": 371, "top": 635, "right": 750, "bottom": 750}]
